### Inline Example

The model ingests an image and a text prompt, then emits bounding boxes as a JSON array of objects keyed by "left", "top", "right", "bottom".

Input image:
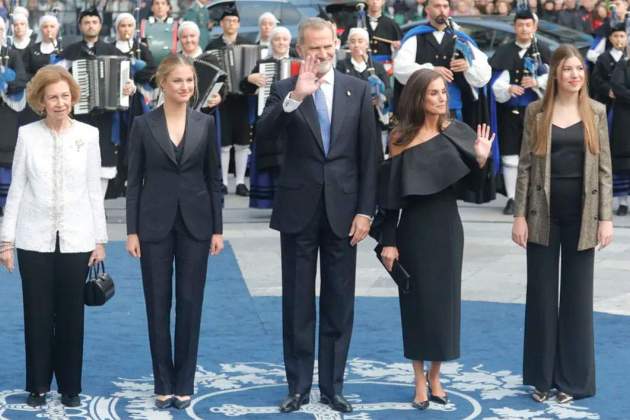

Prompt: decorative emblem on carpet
[{"left": 0, "top": 359, "right": 600, "bottom": 419}]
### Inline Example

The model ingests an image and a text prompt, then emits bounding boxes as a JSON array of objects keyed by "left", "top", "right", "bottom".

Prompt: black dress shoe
[
  {"left": 221, "top": 184, "right": 228, "bottom": 194},
  {"left": 155, "top": 396, "right": 173, "bottom": 409},
  {"left": 26, "top": 392, "right": 46, "bottom": 407},
  {"left": 236, "top": 183, "right": 250, "bottom": 196},
  {"left": 617, "top": 204, "right": 628, "bottom": 216},
  {"left": 503, "top": 198, "right": 515, "bottom": 215},
  {"left": 279, "top": 393, "right": 309, "bottom": 413},
  {"left": 61, "top": 394, "right": 81, "bottom": 407},
  {"left": 411, "top": 400, "right": 429, "bottom": 410},
  {"left": 320, "top": 394, "right": 352, "bottom": 413},
  {"left": 173, "top": 396, "right": 191, "bottom": 409}
]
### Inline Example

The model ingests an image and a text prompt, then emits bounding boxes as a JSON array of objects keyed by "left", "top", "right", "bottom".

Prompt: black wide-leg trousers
[
  {"left": 524, "top": 220, "right": 596, "bottom": 398},
  {"left": 17, "top": 241, "right": 91, "bottom": 395}
]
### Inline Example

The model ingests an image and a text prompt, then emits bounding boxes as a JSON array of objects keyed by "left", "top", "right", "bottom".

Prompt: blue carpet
[{"left": 0, "top": 241, "right": 628, "bottom": 419}]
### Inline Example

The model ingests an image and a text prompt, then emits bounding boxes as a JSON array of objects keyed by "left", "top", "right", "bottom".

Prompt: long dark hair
[{"left": 392, "top": 69, "right": 448, "bottom": 147}]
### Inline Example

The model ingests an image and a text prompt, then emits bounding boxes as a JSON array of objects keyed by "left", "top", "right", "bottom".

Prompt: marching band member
[
  {"left": 393, "top": 0, "right": 491, "bottom": 126},
  {"left": 60, "top": 9, "right": 135, "bottom": 200},
  {"left": 591, "top": 22, "right": 626, "bottom": 112},
  {"left": 0, "top": 16, "right": 28, "bottom": 216},
  {"left": 490, "top": 7, "right": 550, "bottom": 215},
  {"left": 240, "top": 26, "right": 293, "bottom": 208},
  {"left": 205, "top": 8, "right": 251, "bottom": 196},
  {"left": 257, "top": 12, "right": 278, "bottom": 57},
  {"left": 609, "top": 36, "right": 630, "bottom": 215}
]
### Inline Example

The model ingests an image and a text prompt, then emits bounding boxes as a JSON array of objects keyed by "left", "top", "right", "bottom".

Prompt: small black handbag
[
  {"left": 374, "top": 244, "right": 411, "bottom": 294},
  {"left": 84, "top": 262, "right": 115, "bottom": 306}
]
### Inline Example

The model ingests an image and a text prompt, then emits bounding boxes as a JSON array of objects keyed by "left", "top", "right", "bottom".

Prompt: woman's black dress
[{"left": 378, "top": 120, "right": 485, "bottom": 361}]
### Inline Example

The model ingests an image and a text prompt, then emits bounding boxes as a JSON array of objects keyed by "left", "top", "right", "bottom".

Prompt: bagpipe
[
  {"left": 445, "top": 17, "right": 474, "bottom": 65},
  {"left": 129, "top": 1, "right": 147, "bottom": 75},
  {"left": 0, "top": 0, "right": 17, "bottom": 93},
  {"left": 0, "top": 0, "right": 25, "bottom": 111},
  {"left": 356, "top": 2, "right": 390, "bottom": 126},
  {"left": 49, "top": 8, "right": 64, "bottom": 64}
]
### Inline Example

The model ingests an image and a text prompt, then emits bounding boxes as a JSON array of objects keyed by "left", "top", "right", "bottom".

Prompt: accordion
[
  {"left": 72, "top": 56, "right": 131, "bottom": 115},
  {"left": 193, "top": 53, "right": 227, "bottom": 111},
  {"left": 205, "top": 45, "right": 261, "bottom": 94},
  {"left": 257, "top": 58, "right": 301, "bottom": 116}
]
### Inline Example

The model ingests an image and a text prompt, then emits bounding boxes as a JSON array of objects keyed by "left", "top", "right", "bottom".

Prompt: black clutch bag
[
  {"left": 84, "top": 262, "right": 115, "bottom": 306},
  {"left": 374, "top": 244, "right": 411, "bottom": 293}
]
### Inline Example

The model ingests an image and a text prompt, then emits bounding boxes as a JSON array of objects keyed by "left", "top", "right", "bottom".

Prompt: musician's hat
[
  {"left": 78, "top": 8, "right": 102, "bottom": 23},
  {"left": 608, "top": 21, "right": 627, "bottom": 36},
  {"left": 514, "top": 7, "right": 538, "bottom": 22},
  {"left": 219, "top": 7, "right": 239, "bottom": 21}
]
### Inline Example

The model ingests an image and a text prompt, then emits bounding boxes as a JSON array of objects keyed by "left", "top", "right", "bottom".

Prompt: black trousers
[
  {"left": 140, "top": 211, "right": 211, "bottom": 395},
  {"left": 524, "top": 183, "right": 596, "bottom": 397},
  {"left": 17, "top": 241, "right": 91, "bottom": 394},
  {"left": 280, "top": 199, "right": 357, "bottom": 398}
]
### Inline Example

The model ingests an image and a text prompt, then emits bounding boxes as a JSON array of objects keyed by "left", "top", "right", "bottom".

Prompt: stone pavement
[{"left": 105, "top": 193, "right": 630, "bottom": 316}]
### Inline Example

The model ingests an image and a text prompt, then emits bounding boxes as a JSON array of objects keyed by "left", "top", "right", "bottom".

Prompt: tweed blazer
[{"left": 514, "top": 99, "right": 613, "bottom": 251}]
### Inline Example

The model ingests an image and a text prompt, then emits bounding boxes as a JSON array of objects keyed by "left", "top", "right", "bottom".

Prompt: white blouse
[{"left": 0, "top": 120, "right": 108, "bottom": 253}]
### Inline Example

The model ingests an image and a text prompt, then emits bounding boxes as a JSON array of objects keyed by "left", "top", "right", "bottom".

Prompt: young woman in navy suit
[{"left": 126, "top": 54, "right": 224, "bottom": 410}]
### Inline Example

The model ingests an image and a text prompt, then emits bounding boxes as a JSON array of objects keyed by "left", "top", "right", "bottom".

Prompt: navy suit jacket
[
  {"left": 126, "top": 107, "right": 223, "bottom": 242},
  {"left": 256, "top": 70, "right": 381, "bottom": 238}
]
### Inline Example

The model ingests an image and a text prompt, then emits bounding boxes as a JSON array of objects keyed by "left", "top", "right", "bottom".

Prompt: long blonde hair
[{"left": 534, "top": 44, "right": 598, "bottom": 156}]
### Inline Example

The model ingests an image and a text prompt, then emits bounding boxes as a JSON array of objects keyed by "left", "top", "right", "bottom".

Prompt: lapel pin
[{"left": 346, "top": 90, "right": 351, "bottom": 97}]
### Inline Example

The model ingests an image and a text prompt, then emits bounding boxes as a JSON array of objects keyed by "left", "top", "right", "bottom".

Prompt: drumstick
[{"left": 372, "top": 36, "right": 396, "bottom": 44}]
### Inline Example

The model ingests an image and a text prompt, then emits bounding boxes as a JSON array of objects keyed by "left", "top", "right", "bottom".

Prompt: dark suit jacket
[
  {"left": 256, "top": 70, "right": 381, "bottom": 238},
  {"left": 126, "top": 106, "right": 223, "bottom": 242}
]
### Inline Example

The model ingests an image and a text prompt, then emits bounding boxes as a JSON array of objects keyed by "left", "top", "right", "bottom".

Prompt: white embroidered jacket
[{"left": 0, "top": 120, "right": 108, "bottom": 252}]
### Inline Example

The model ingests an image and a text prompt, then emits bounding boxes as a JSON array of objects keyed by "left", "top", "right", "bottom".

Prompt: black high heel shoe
[
  {"left": 411, "top": 380, "right": 430, "bottom": 410},
  {"left": 411, "top": 400, "right": 429, "bottom": 410},
  {"left": 428, "top": 381, "right": 449, "bottom": 405}
]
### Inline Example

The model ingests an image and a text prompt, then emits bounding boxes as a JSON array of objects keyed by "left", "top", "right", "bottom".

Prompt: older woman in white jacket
[{"left": 0, "top": 65, "right": 107, "bottom": 409}]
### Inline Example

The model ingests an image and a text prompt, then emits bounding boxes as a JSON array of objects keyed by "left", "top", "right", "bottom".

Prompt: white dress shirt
[
  {"left": 492, "top": 41, "right": 549, "bottom": 104},
  {"left": 393, "top": 29, "right": 492, "bottom": 98},
  {"left": 610, "top": 48, "right": 624, "bottom": 62},
  {"left": 350, "top": 57, "right": 368, "bottom": 73},
  {"left": 282, "top": 66, "right": 335, "bottom": 118},
  {"left": 40, "top": 41, "right": 55, "bottom": 54},
  {"left": 115, "top": 39, "right": 133, "bottom": 53},
  {"left": 0, "top": 120, "right": 108, "bottom": 253}
]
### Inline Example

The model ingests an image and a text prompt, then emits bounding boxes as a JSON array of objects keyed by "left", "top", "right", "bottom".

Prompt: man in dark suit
[{"left": 256, "top": 17, "right": 381, "bottom": 414}]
